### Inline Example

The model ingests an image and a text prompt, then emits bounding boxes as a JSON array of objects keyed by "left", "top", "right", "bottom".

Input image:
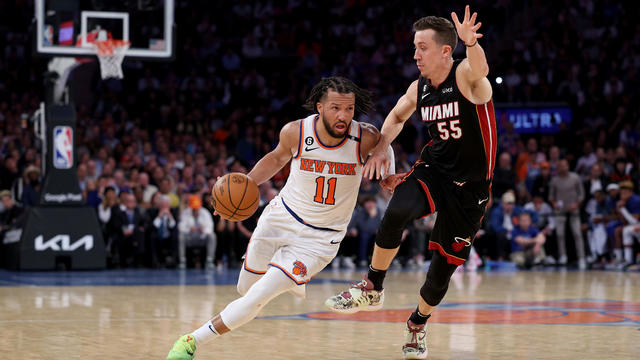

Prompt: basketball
[{"left": 211, "top": 172, "right": 260, "bottom": 221}]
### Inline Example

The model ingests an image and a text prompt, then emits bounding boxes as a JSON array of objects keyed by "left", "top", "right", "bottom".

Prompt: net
[{"left": 92, "top": 39, "right": 130, "bottom": 79}]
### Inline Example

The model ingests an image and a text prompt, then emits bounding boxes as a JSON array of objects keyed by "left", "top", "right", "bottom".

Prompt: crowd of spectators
[{"left": 0, "top": 1, "right": 639, "bottom": 270}]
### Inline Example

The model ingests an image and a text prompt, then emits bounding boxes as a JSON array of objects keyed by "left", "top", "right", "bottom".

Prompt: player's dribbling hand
[
  {"left": 451, "top": 5, "right": 483, "bottom": 46},
  {"left": 380, "top": 173, "right": 405, "bottom": 193},
  {"left": 363, "top": 147, "right": 390, "bottom": 180}
]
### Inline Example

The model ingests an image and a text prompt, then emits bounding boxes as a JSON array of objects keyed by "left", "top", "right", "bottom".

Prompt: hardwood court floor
[{"left": 0, "top": 268, "right": 639, "bottom": 359}]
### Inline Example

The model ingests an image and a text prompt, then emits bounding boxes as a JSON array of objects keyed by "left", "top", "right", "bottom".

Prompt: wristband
[{"left": 465, "top": 40, "right": 478, "bottom": 47}]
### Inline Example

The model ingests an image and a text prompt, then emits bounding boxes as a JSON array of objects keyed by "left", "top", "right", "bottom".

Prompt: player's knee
[
  {"left": 236, "top": 272, "right": 259, "bottom": 296},
  {"left": 419, "top": 253, "right": 458, "bottom": 306},
  {"left": 375, "top": 206, "right": 412, "bottom": 249},
  {"left": 420, "top": 274, "right": 450, "bottom": 306},
  {"left": 237, "top": 281, "right": 249, "bottom": 296}
]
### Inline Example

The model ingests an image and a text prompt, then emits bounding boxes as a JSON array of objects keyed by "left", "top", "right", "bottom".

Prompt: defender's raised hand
[{"left": 451, "top": 5, "right": 483, "bottom": 46}]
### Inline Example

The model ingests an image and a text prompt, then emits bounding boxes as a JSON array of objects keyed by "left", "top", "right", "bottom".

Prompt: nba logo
[{"left": 53, "top": 126, "right": 73, "bottom": 169}]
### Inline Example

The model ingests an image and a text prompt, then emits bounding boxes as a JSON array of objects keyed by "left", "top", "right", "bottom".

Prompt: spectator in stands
[
  {"left": 113, "top": 169, "right": 130, "bottom": 194},
  {"left": 159, "top": 176, "right": 180, "bottom": 208},
  {"left": 178, "top": 166, "right": 196, "bottom": 194},
  {"left": 489, "top": 191, "right": 526, "bottom": 260},
  {"left": 138, "top": 172, "right": 158, "bottom": 208},
  {"left": 515, "top": 138, "right": 546, "bottom": 185},
  {"left": 348, "top": 195, "right": 384, "bottom": 268},
  {"left": 97, "top": 186, "right": 118, "bottom": 245},
  {"left": 77, "top": 163, "right": 88, "bottom": 191},
  {"left": 201, "top": 190, "right": 236, "bottom": 269},
  {"left": 21, "top": 165, "right": 41, "bottom": 208},
  {"left": 531, "top": 162, "right": 552, "bottom": 200},
  {"left": 178, "top": 195, "right": 216, "bottom": 269},
  {"left": 610, "top": 158, "right": 633, "bottom": 183},
  {"left": 583, "top": 163, "right": 608, "bottom": 205},
  {"left": 585, "top": 184, "right": 616, "bottom": 265},
  {"left": 0, "top": 189, "right": 24, "bottom": 232},
  {"left": 0, "top": 158, "right": 20, "bottom": 192},
  {"left": 511, "top": 212, "right": 546, "bottom": 268},
  {"left": 595, "top": 147, "right": 613, "bottom": 177},
  {"left": 613, "top": 181, "right": 640, "bottom": 267},
  {"left": 85, "top": 178, "right": 102, "bottom": 208},
  {"left": 410, "top": 213, "right": 437, "bottom": 269},
  {"left": 492, "top": 152, "right": 516, "bottom": 201},
  {"left": 547, "top": 146, "right": 561, "bottom": 176},
  {"left": 607, "top": 183, "right": 620, "bottom": 202},
  {"left": 111, "top": 192, "right": 146, "bottom": 267},
  {"left": 147, "top": 194, "right": 178, "bottom": 268},
  {"left": 549, "top": 159, "right": 586, "bottom": 269},
  {"left": 87, "top": 160, "right": 98, "bottom": 180},
  {"left": 575, "top": 140, "right": 597, "bottom": 178},
  {"left": 524, "top": 193, "right": 555, "bottom": 239}
]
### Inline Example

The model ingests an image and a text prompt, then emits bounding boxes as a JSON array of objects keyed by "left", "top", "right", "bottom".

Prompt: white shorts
[{"left": 243, "top": 196, "right": 345, "bottom": 285}]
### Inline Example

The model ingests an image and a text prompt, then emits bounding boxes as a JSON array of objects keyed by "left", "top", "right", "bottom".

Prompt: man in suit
[
  {"left": 147, "top": 194, "right": 179, "bottom": 268},
  {"left": 112, "top": 192, "right": 146, "bottom": 267}
]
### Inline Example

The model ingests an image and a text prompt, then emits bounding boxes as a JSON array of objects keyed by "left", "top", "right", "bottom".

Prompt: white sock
[
  {"left": 624, "top": 247, "right": 634, "bottom": 264},
  {"left": 193, "top": 319, "right": 219, "bottom": 345},
  {"left": 614, "top": 249, "right": 623, "bottom": 261}
]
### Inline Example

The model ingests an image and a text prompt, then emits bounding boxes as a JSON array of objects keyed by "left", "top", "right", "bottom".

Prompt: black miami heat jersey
[{"left": 416, "top": 59, "right": 497, "bottom": 184}]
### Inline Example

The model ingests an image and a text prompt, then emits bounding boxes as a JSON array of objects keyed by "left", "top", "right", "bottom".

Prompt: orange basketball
[{"left": 211, "top": 172, "right": 260, "bottom": 221}]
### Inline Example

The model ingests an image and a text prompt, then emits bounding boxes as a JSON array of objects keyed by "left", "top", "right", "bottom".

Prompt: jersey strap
[
  {"left": 281, "top": 198, "right": 340, "bottom": 232},
  {"left": 293, "top": 118, "right": 305, "bottom": 160}
]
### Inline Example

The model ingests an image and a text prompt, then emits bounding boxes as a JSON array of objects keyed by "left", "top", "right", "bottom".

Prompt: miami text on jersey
[{"left": 421, "top": 101, "right": 460, "bottom": 122}]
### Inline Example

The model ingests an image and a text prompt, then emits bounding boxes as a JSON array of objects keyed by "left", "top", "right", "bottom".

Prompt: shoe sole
[
  {"left": 325, "top": 302, "right": 383, "bottom": 314},
  {"left": 403, "top": 352, "right": 428, "bottom": 359}
]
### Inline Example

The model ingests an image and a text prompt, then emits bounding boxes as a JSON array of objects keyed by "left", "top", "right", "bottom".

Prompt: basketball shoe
[
  {"left": 402, "top": 320, "right": 428, "bottom": 359},
  {"left": 166, "top": 334, "right": 196, "bottom": 360},
  {"left": 324, "top": 274, "right": 384, "bottom": 313}
]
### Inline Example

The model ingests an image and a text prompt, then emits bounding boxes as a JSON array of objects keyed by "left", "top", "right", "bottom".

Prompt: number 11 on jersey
[{"left": 314, "top": 176, "right": 337, "bottom": 205}]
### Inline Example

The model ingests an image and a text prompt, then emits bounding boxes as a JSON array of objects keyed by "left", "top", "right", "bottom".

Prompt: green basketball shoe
[{"left": 167, "top": 334, "right": 196, "bottom": 360}]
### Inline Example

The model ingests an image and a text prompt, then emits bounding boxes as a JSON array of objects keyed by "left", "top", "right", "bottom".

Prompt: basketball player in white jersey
[{"left": 167, "top": 77, "right": 394, "bottom": 360}]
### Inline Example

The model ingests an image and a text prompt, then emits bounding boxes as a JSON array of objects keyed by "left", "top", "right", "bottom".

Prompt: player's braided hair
[{"left": 303, "top": 76, "right": 374, "bottom": 115}]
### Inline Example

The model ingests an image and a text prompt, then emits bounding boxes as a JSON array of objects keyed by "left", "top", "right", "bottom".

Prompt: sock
[
  {"left": 192, "top": 319, "right": 219, "bottom": 345},
  {"left": 614, "top": 248, "right": 623, "bottom": 261},
  {"left": 409, "top": 307, "right": 431, "bottom": 325},
  {"left": 367, "top": 265, "right": 387, "bottom": 291},
  {"left": 624, "top": 247, "right": 634, "bottom": 264}
]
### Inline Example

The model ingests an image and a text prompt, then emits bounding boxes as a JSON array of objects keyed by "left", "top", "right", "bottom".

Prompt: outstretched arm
[
  {"left": 363, "top": 80, "right": 418, "bottom": 179},
  {"left": 452, "top": 5, "right": 492, "bottom": 104},
  {"left": 247, "top": 121, "right": 299, "bottom": 185}
]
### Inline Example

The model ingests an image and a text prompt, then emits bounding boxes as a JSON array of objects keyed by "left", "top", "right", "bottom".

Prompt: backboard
[{"left": 34, "top": 0, "right": 174, "bottom": 59}]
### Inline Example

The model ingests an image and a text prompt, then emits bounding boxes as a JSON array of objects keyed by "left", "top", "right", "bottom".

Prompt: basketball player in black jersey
[{"left": 325, "top": 5, "right": 496, "bottom": 359}]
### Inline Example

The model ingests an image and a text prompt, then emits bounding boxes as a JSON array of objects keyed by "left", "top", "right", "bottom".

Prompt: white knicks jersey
[{"left": 279, "top": 114, "right": 364, "bottom": 231}]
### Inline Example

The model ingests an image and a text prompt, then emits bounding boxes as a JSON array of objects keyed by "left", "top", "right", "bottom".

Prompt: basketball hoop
[{"left": 92, "top": 39, "right": 130, "bottom": 79}]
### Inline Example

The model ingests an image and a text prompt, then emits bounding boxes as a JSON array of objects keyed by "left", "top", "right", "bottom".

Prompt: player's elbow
[
  {"left": 481, "top": 64, "right": 489, "bottom": 78},
  {"left": 472, "top": 64, "right": 489, "bottom": 80}
]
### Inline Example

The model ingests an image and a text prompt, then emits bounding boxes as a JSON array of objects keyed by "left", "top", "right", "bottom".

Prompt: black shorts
[{"left": 399, "top": 161, "right": 489, "bottom": 265}]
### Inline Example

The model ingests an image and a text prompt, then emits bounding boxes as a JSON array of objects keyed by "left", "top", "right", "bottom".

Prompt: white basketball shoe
[
  {"left": 402, "top": 320, "right": 428, "bottom": 359},
  {"left": 324, "top": 274, "right": 384, "bottom": 314}
]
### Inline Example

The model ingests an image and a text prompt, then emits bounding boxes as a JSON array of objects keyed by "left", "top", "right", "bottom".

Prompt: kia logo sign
[{"left": 34, "top": 235, "right": 94, "bottom": 251}]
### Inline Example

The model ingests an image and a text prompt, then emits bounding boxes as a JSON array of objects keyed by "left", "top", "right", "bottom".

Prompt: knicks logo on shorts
[
  {"left": 452, "top": 237, "right": 472, "bottom": 252},
  {"left": 292, "top": 260, "right": 307, "bottom": 277}
]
